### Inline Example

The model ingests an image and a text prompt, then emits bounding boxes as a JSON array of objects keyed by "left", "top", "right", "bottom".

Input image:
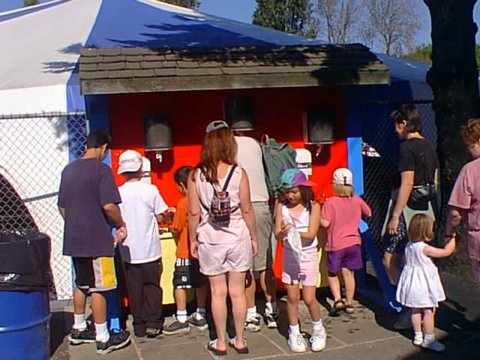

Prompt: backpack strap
[{"left": 222, "top": 165, "right": 237, "bottom": 191}]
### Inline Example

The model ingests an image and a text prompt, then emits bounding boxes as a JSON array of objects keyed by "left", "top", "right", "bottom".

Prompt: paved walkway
[{"left": 50, "top": 273, "right": 480, "bottom": 360}]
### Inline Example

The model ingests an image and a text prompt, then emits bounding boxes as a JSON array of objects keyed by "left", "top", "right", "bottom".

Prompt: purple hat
[{"left": 281, "top": 168, "right": 316, "bottom": 189}]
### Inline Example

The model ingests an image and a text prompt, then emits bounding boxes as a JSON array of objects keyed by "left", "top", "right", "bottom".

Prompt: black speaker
[
  {"left": 225, "top": 96, "right": 254, "bottom": 130},
  {"left": 304, "top": 110, "right": 335, "bottom": 144},
  {"left": 144, "top": 115, "right": 173, "bottom": 151}
]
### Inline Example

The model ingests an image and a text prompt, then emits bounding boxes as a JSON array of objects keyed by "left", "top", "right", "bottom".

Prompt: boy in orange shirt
[{"left": 163, "top": 166, "right": 208, "bottom": 334}]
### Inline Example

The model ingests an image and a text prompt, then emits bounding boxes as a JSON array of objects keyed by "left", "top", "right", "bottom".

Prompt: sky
[{"left": 1, "top": 0, "right": 479, "bottom": 51}]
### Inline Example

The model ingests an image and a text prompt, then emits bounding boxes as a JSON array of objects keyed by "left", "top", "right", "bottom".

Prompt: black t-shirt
[
  {"left": 397, "top": 138, "right": 438, "bottom": 186},
  {"left": 58, "top": 158, "right": 121, "bottom": 257}
]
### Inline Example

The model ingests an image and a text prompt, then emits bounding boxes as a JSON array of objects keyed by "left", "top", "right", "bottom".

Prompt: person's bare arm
[
  {"left": 387, "top": 170, "right": 414, "bottom": 235},
  {"left": 239, "top": 168, "right": 258, "bottom": 257},
  {"left": 103, "top": 203, "right": 127, "bottom": 242},
  {"left": 187, "top": 173, "right": 201, "bottom": 259},
  {"left": 424, "top": 237, "right": 456, "bottom": 258},
  {"left": 299, "top": 202, "right": 321, "bottom": 241},
  {"left": 319, "top": 218, "right": 330, "bottom": 228},
  {"left": 58, "top": 207, "right": 65, "bottom": 219},
  {"left": 274, "top": 201, "right": 286, "bottom": 239}
]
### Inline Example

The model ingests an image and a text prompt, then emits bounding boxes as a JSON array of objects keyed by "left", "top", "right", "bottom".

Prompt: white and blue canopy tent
[{"left": 0, "top": 0, "right": 325, "bottom": 299}]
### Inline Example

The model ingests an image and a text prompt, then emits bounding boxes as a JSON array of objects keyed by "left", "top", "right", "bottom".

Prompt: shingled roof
[{"left": 79, "top": 44, "right": 390, "bottom": 95}]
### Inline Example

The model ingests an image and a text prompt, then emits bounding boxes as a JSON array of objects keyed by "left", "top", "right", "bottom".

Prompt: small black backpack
[{"left": 201, "top": 165, "right": 239, "bottom": 227}]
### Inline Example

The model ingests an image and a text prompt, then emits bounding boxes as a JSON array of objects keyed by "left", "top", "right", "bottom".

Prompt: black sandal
[
  {"left": 229, "top": 337, "right": 249, "bottom": 354},
  {"left": 333, "top": 299, "right": 345, "bottom": 312},
  {"left": 207, "top": 340, "right": 227, "bottom": 356},
  {"left": 344, "top": 304, "right": 355, "bottom": 314}
]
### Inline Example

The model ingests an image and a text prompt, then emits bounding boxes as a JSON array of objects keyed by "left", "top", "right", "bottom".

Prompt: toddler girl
[
  {"left": 275, "top": 168, "right": 326, "bottom": 353},
  {"left": 396, "top": 214, "right": 455, "bottom": 352},
  {"left": 320, "top": 168, "right": 371, "bottom": 314}
]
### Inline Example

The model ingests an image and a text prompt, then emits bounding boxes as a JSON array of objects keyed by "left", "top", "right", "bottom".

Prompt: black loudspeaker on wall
[
  {"left": 225, "top": 96, "right": 254, "bottom": 130},
  {"left": 304, "top": 110, "right": 335, "bottom": 144},
  {"left": 144, "top": 115, "right": 173, "bottom": 151}
]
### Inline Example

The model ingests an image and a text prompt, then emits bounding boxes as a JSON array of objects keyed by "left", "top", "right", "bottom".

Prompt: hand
[
  {"left": 190, "top": 241, "right": 199, "bottom": 259},
  {"left": 387, "top": 216, "right": 400, "bottom": 236},
  {"left": 280, "top": 220, "right": 293, "bottom": 238},
  {"left": 114, "top": 225, "right": 127, "bottom": 244},
  {"left": 251, "top": 239, "right": 259, "bottom": 258}
]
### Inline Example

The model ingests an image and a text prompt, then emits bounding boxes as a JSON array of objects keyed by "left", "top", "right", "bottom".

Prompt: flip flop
[
  {"left": 228, "top": 337, "right": 249, "bottom": 354},
  {"left": 207, "top": 339, "right": 227, "bottom": 356}
]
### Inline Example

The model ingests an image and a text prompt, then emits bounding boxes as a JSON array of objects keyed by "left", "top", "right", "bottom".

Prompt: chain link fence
[
  {"left": 361, "top": 100, "right": 436, "bottom": 248},
  {"left": 0, "top": 112, "right": 87, "bottom": 299}
]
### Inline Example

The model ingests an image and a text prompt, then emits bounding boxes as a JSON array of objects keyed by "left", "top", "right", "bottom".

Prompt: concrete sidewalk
[{"left": 50, "top": 273, "right": 480, "bottom": 360}]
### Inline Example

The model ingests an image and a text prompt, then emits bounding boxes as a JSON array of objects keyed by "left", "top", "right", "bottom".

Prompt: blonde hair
[
  {"left": 461, "top": 118, "right": 480, "bottom": 144},
  {"left": 333, "top": 183, "right": 353, "bottom": 197},
  {"left": 407, "top": 214, "right": 434, "bottom": 242}
]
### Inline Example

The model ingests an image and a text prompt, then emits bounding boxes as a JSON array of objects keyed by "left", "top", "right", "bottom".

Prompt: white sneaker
[
  {"left": 245, "top": 313, "right": 262, "bottom": 332},
  {"left": 310, "top": 328, "right": 326, "bottom": 352},
  {"left": 413, "top": 336, "right": 423, "bottom": 346},
  {"left": 421, "top": 339, "right": 445, "bottom": 352},
  {"left": 288, "top": 332, "right": 307, "bottom": 353}
]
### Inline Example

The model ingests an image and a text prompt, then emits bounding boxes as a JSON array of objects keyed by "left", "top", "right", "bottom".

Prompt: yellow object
[{"left": 159, "top": 231, "right": 194, "bottom": 305}]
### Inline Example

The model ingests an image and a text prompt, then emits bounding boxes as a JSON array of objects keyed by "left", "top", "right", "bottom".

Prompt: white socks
[
  {"left": 265, "top": 301, "right": 277, "bottom": 315},
  {"left": 176, "top": 309, "right": 188, "bottom": 323},
  {"left": 95, "top": 322, "right": 109, "bottom": 343},
  {"left": 312, "top": 319, "right": 324, "bottom": 332},
  {"left": 289, "top": 324, "right": 300, "bottom": 335},
  {"left": 247, "top": 306, "right": 257, "bottom": 320},
  {"left": 73, "top": 313, "right": 87, "bottom": 331}
]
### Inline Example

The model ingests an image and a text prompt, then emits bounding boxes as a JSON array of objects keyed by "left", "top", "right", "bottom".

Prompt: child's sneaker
[
  {"left": 310, "top": 328, "right": 326, "bottom": 352},
  {"left": 95, "top": 330, "right": 131, "bottom": 355},
  {"left": 67, "top": 324, "right": 96, "bottom": 345},
  {"left": 413, "top": 335, "right": 423, "bottom": 346},
  {"left": 245, "top": 314, "right": 262, "bottom": 332},
  {"left": 264, "top": 313, "right": 278, "bottom": 329},
  {"left": 288, "top": 332, "right": 307, "bottom": 353},
  {"left": 163, "top": 317, "right": 190, "bottom": 335},
  {"left": 188, "top": 313, "right": 208, "bottom": 330},
  {"left": 421, "top": 339, "right": 445, "bottom": 352}
]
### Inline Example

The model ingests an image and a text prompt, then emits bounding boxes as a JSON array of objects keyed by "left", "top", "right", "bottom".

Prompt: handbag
[
  {"left": 410, "top": 183, "right": 436, "bottom": 203},
  {"left": 408, "top": 151, "right": 436, "bottom": 206}
]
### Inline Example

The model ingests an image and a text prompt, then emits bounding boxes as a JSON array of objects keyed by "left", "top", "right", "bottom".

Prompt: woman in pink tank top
[{"left": 187, "top": 120, "right": 258, "bottom": 355}]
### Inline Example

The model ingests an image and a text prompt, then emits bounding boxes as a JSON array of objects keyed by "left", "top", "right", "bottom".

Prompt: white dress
[{"left": 396, "top": 241, "right": 445, "bottom": 308}]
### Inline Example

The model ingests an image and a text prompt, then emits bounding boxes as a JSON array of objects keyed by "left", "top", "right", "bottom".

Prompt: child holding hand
[{"left": 396, "top": 214, "right": 455, "bottom": 352}]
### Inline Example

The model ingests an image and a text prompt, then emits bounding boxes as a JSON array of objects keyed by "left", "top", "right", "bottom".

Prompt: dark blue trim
[{"left": 0, "top": 0, "right": 71, "bottom": 23}]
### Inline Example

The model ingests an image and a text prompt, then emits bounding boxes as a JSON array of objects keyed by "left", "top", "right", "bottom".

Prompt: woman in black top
[{"left": 382, "top": 104, "right": 438, "bottom": 284}]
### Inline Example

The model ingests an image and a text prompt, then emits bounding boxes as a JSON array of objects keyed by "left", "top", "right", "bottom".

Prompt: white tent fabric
[{"left": 0, "top": 0, "right": 323, "bottom": 115}]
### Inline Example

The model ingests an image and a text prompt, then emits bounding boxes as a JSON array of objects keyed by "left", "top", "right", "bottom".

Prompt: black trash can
[{"left": 0, "top": 230, "right": 52, "bottom": 360}]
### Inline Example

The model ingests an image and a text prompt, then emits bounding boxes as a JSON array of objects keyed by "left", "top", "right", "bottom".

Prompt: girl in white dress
[{"left": 396, "top": 214, "right": 456, "bottom": 352}]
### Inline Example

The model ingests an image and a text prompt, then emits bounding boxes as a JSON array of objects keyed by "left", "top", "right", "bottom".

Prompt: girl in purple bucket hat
[{"left": 274, "top": 168, "right": 326, "bottom": 353}]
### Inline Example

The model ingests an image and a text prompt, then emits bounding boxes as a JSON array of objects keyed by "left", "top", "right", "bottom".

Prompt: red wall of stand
[{"left": 108, "top": 86, "right": 348, "bottom": 289}]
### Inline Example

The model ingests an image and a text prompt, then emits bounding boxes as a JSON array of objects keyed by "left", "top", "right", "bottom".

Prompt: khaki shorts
[
  {"left": 251, "top": 201, "right": 274, "bottom": 272},
  {"left": 198, "top": 238, "right": 252, "bottom": 276}
]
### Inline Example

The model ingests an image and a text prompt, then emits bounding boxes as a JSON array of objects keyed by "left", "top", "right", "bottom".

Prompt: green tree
[
  {"left": 405, "top": 44, "right": 480, "bottom": 70},
  {"left": 253, "top": 0, "right": 317, "bottom": 38},
  {"left": 160, "top": 0, "right": 200, "bottom": 9}
]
